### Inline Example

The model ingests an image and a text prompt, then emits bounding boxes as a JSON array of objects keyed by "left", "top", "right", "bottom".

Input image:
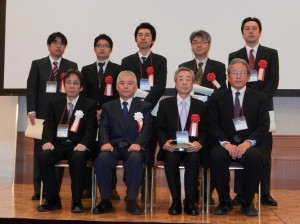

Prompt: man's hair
[
  {"left": 241, "top": 17, "right": 262, "bottom": 33},
  {"left": 190, "top": 30, "right": 211, "bottom": 43},
  {"left": 117, "top": 70, "right": 137, "bottom": 85},
  {"left": 174, "top": 67, "right": 195, "bottom": 81},
  {"left": 47, "top": 32, "right": 67, "bottom": 46},
  {"left": 63, "top": 69, "right": 84, "bottom": 87},
  {"left": 134, "top": 22, "right": 156, "bottom": 42},
  {"left": 94, "top": 34, "right": 113, "bottom": 48},
  {"left": 227, "top": 58, "right": 251, "bottom": 76}
]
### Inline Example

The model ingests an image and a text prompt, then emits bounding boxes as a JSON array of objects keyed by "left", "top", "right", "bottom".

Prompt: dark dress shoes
[
  {"left": 111, "top": 190, "right": 120, "bottom": 201},
  {"left": 32, "top": 192, "right": 44, "bottom": 200},
  {"left": 240, "top": 202, "right": 258, "bottom": 216},
  {"left": 92, "top": 200, "right": 114, "bottom": 214},
  {"left": 71, "top": 202, "right": 84, "bottom": 213},
  {"left": 37, "top": 200, "right": 62, "bottom": 212},
  {"left": 214, "top": 199, "right": 233, "bottom": 215},
  {"left": 126, "top": 200, "right": 142, "bottom": 215},
  {"left": 261, "top": 195, "right": 278, "bottom": 206},
  {"left": 232, "top": 194, "right": 242, "bottom": 206},
  {"left": 168, "top": 200, "right": 182, "bottom": 215},
  {"left": 184, "top": 199, "right": 199, "bottom": 216}
]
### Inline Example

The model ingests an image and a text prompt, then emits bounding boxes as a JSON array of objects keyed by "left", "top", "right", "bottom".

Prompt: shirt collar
[
  {"left": 67, "top": 95, "right": 80, "bottom": 107},
  {"left": 177, "top": 94, "right": 191, "bottom": 106},
  {"left": 138, "top": 51, "right": 151, "bottom": 60},
  {"left": 245, "top": 44, "right": 259, "bottom": 55},
  {"left": 49, "top": 56, "right": 62, "bottom": 67},
  {"left": 120, "top": 97, "right": 133, "bottom": 109},
  {"left": 231, "top": 86, "right": 246, "bottom": 95}
]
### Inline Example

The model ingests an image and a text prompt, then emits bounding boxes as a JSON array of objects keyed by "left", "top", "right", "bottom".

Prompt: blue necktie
[
  {"left": 122, "top": 102, "right": 129, "bottom": 121},
  {"left": 141, "top": 56, "right": 147, "bottom": 64}
]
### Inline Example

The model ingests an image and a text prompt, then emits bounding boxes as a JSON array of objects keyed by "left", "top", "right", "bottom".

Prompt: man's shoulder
[
  {"left": 229, "top": 47, "right": 245, "bottom": 56},
  {"left": 122, "top": 53, "right": 138, "bottom": 62},
  {"left": 82, "top": 62, "right": 96, "bottom": 70},
  {"left": 258, "top": 45, "right": 278, "bottom": 54},
  {"left": 179, "top": 60, "right": 194, "bottom": 68},
  {"left": 151, "top": 52, "right": 167, "bottom": 61},
  {"left": 32, "top": 56, "right": 49, "bottom": 64},
  {"left": 61, "top": 58, "right": 77, "bottom": 65},
  {"left": 207, "top": 58, "right": 225, "bottom": 67}
]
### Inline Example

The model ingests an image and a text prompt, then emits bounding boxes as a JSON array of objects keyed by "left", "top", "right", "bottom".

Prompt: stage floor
[{"left": 0, "top": 184, "right": 299, "bottom": 224}]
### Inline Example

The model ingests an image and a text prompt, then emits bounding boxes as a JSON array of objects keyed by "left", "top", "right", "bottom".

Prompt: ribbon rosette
[
  {"left": 258, "top": 60, "right": 267, "bottom": 81},
  {"left": 104, "top": 76, "right": 113, "bottom": 96},
  {"left": 70, "top": 110, "right": 84, "bottom": 133},
  {"left": 134, "top": 112, "right": 144, "bottom": 132},
  {"left": 206, "top": 72, "right": 221, "bottom": 89},
  {"left": 146, "top": 67, "right": 154, "bottom": 86},
  {"left": 189, "top": 114, "right": 200, "bottom": 137},
  {"left": 59, "top": 73, "right": 65, "bottom": 93}
]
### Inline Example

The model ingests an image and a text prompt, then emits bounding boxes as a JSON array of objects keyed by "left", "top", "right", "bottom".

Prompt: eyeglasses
[
  {"left": 229, "top": 70, "right": 248, "bottom": 76},
  {"left": 65, "top": 80, "right": 80, "bottom": 86},
  {"left": 192, "top": 40, "right": 208, "bottom": 45},
  {"left": 96, "top": 44, "right": 110, "bottom": 49}
]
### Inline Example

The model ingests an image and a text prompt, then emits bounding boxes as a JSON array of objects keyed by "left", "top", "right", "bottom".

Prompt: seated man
[
  {"left": 207, "top": 58, "right": 269, "bottom": 216},
  {"left": 93, "top": 71, "right": 152, "bottom": 215},
  {"left": 37, "top": 69, "right": 97, "bottom": 213},
  {"left": 156, "top": 67, "right": 207, "bottom": 216}
]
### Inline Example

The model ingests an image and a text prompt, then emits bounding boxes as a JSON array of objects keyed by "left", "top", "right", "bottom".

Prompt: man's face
[
  {"left": 242, "top": 21, "right": 261, "bottom": 46},
  {"left": 94, "top": 39, "right": 112, "bottom": 60},
  {"left": 175, "top": 70, "right": 193, "bottom": 95},
  {"left": 64, "top": 74, "right": 83, "bottom": 99},
  {"left": 116, "top": 75, "right": 137, "bottom": 100},
  {"left": 136, "top": 28, "right": 154, "bottom": 50},
  {"left": 48, "top": 37, "right": 66, "bottom": 58},
  {"left": 191, "top": 36, "right": 210, "bottom": 58},
  {"left": 228, "top": 63, "right": 250, "bottom": 90}
]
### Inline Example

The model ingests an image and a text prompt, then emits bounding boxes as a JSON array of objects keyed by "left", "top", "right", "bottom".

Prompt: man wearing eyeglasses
[
  {"left": 229, "top": 17, "right": 279, "bottom": 207},
  {"left": 81, "top": 34, "right": 121, "bottom": 201},
  {"left": 208, "top": 58, "right": 269, "bottom": 216}
]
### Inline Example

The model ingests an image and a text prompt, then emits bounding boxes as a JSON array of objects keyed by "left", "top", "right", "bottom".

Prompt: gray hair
[
  {"left": 190, "top": 30, "right": 212, "bottom": 43},
  {"left": 174, "top": 67, "right": 195, "bottom": 81},
  {"left": 116, "top": 70, "right": 137, "bottom": 85},
  {"left": 227, "top": 58, "right": 251, "bottom": 76}
]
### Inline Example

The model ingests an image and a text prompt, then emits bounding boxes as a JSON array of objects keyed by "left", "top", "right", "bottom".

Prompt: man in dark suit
[
  {"left": 208, "top": 58, "right": 269, "bottom": 216},
  {"left": 179, "top": 30, "right": 226, "bottom": 91},
  {"left": 157, "top": 67, "right": 207, "bottom": 216},
  {"left": 92, "top": 71, "right": 152, "bottom": 215},
  {"left": 81, "top": 34, "right": 121, "bottom": 200},
  {"left": 26, "top": 32, "right": 78, "bottom": 200},
  {"left": 37, "top": 69, "right": 97, "bottom": 213},
  {"left": 121, "top": 22, "right": 167, "bottom": 200},
  {"left": 229, "top": 17, "right": 279, "bottom": 206}
]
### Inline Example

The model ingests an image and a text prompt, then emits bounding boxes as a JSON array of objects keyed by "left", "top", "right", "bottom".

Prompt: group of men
[{"left": 26, "top": 17, "right": 279, "bottom": 217}]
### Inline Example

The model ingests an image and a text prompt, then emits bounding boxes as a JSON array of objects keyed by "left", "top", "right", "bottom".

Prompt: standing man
[
  {"left": 208, "top": 58, "right": 269, "bottom": 216},
  {"left": 121, "top": 22, "right": 167, "bottom": 200},
  {"left": 27, "top": 32, "right": 78, "bottom": 200},
  {"left": 81, "top": 34, "right": 121, "bottom": 200},
  {"left": 229, "top": 17, "right": 279, "bottom": 206},
  {"left": 156, "top": 67, "right": 207, "bottom": 216},
  {"left": 92, "top": 71, "right": 152, "bottom": 215},
  {"left": 37, "top": 69, "right": 97, "bottom": 213}
]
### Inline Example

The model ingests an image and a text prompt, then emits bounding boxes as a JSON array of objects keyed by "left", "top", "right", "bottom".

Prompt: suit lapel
[{"left": 124, "top": 98, "right": 139, "bottom": 132}]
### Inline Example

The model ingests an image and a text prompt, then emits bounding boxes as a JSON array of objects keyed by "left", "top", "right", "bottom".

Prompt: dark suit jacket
[
  {"left": 121, "top": 52, "right": 167, "bottom": 109},
  {"left": 42, "top": 96, "right": 97, "bottom": 153},
  {"left": 179, "top": 58, "right": 227, "bottom": 90},
  {"left": 81, "top": 61, "right": 121, "bottom": 109},
  {"left": 207, "top": 87, "right": 269, "bottom": 147},
  {"left": 27, "top": 56, "right": 78, "bottom": 119},
  {"left": 99, "top": 97, "right": 152, "bottom": 154},
  {"left": 156, "top": 96, "right": 207, "bottom": 157},
  {"left": 228, "top": 45, "right": 279, "bottom": 110}
]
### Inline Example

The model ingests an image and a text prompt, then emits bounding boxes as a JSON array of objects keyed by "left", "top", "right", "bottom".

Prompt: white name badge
[
  {"left": 191, "top": 94, "right": 208, "bottom": 102},
  {"left": 249, "top": 70, "right": 258, "bottom": 82},
  {"left": 233, "top": 116, "right": 248, "bottom": 131},
  {"left": 57, "top": 124, "right": 69, "bottom": 138},
  {"left": 140, "top": 79, "right": 151, "bottom": 91},
  {"left": 46, "top": 81, "right": 57, "bottom": 93}
]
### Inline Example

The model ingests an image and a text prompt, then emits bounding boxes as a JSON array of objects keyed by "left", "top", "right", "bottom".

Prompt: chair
[
  {"left": 39, "top": 159, "right": 96, "bottom": 211},
  {"left": 229, "top": 161, "right": 261, "bottom": 215},
  {"left": 150, "top": 161, "right": 210, "bottom": 214}
]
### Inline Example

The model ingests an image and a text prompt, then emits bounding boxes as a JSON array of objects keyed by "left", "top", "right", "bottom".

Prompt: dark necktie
[
  {"left": 194, "top": 62, "right": 203, "bottom": 84},
  {"left": 98, "top": 62, "right": 105, "bottom": 87},
  {"left": 233, "top": 92, "right": 241, "bottom": 143},
  {"left": 68, "top": 102, "right": 74, "bottom": 123},
  {"left": 51, "top": 62, "right": 58, "bottom": 80},
  {"left": 122, "top": 102, "right": 129, "bottom": 121},
  {"left": 249, "top": 49, "right": 255, "bottom": 70},
  {"left": 141, "top": 56, "right": 147, "bottom": 64}
]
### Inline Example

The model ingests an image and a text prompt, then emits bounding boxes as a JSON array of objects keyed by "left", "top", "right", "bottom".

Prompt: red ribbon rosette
[
  {"left": 206, "top": 72, "right": 221, "bottom": 89},
  {"left": 189, "top": 114, "right": 200, "bottom": 137},
  {"left": 104, "top": 76, "right": 113, "bottom": 96},
  {"left": 146, "top": 67, "right": 154, "bottom": 75},
  {"left": 105, "top": 76, "right": 113, "bottom": 84},
  {"left": 258, "top": 60, "right": 268, "bottom": 68},
  {"left": 146, "top": 67, "right": 154, "bottom": 86},
  {"left": 59, "top": 73, "right": 65, "bottom": 93},
  {"left": 258, "top": 60, "right": 267, "bottom": 81}
]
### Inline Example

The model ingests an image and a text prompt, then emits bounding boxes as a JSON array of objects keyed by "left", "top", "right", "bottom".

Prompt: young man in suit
[
  {"left": 81, "top": 34, "right": 121, "bottom": 200},
  {"left": 37, "top": 69, "right": 97, "bottom": 213},
  {"left": 26, "top": 32, "right": 78, "bottom": 200},
  {"left": 208, "top": 58, "right": 269, "bottom": 216},
  {"left": 229, "top": 17, "right": 279, "bottom": 206},
  {"left": 156, "top": 67, "right": 207, "bottom": 216},
  {"left": 92, "top": 71, "right": 152, "bottom": 215},
  {"left": 121, "top": 22, "right": 167, "bottom": 200}
]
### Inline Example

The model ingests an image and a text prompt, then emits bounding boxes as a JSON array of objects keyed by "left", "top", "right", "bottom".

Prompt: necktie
[
  {"left": 52, "top": 62, "right": 58, "bottom": 79},
  {"left": 194, "top": 62, "right": 203, "bottom": 84},
  {"left": 249, "top": 49, "right": 255, "bottom": 70},
  {"left": 68, "top": 102, "right": 74, "bottom": 123},
  {"left": 233, "top": 92, "right": 241, "bottom": 143},
  {"left": 98, "top": 62, "right": 105, "bottom": 87},
  {"left": 122, "top": 102, "right": 129, "bottom": 121},
  {"left": 141, "top": 56, "right": 147, "bottom": 64},
  {"left": 180, "top": 101, "right": 188, "bottom": 130}
]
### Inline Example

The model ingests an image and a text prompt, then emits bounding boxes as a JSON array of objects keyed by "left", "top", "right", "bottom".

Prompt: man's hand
[
  {"left": 42, "top": 142, "right": 54, "bottom": 150},
  {"left": 163, "top": 140, "right": 175, "bottom": 152},
  {"left": 128, "top": 144, "right": 141, "bottom": 151},
  {"left": 223, "top": 143, "right": 238, "bottom": 159},
  {"left": 101, "top": 143, "right": 113, "bottom": 152},
  {"left": 74, "top": 143, "right": 87, "bottom": 151},
  {"left": 28, "top": 113, "right": 36, "bottom": 125},
  {"left": 236, "top": 141, "right": 252, "bottom": 159},
  {"left": 187, "top": 141, "right": 202, "bottom": 153}
]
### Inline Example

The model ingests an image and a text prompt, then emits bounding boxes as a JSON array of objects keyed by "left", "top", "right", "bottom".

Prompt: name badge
[
  {"left": 191, "top": 94, "right": 208, "bottom": 102},
  {"left": 140, "top": 79, "right": 151, "bottom": 91},
  {"left": 46, "top": 81, "right": 57, "bottom": 93},
  {"left": 176, "top": 131, "right": 189, "bottom": 143},
  {"left": 57, "top": 124, "right": 69, "bottom": 138},
  {"left": 249, "top": 70, "right": 258, "bottom": 82},
  {"left": 233, "top": 116, "right": 248, "bottom": 131}
]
